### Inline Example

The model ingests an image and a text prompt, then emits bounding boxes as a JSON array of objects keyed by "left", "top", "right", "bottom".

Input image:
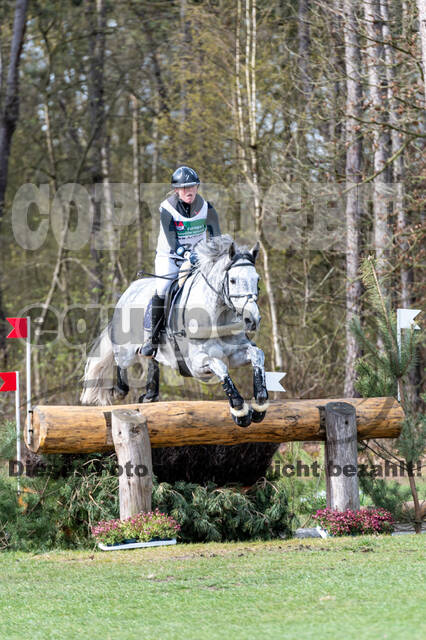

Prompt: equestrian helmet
[{"left": 171, "top": 166, "right": 200, "bottom": 188}]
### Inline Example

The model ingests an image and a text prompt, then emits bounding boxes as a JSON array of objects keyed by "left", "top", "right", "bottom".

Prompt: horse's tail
[{"left": 80, "top": 325, "right": 115, "bottom": 405}]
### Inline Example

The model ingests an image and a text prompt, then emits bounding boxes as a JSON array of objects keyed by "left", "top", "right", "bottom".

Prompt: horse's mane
[{"left": 194, "top": 234, "right": 248, "bottom": 280}]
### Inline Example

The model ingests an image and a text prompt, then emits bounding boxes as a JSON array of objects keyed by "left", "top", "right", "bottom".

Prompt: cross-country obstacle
[
  {"left": 25, "top": 397, "right": 404, "bottom": 519},
  {"left": 27, "top": 397, "right": 403, "bottom": 453}
]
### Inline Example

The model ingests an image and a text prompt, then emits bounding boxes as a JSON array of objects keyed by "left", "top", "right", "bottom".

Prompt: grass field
[{"left": 0, "top": 535, "right": 424, "bottom": 640}]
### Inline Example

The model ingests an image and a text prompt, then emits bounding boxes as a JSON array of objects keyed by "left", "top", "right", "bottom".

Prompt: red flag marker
[
  {"left": 0, "top": 371, "right": 17, "bottom": 392},
  {"left": 6, "top": 317, "right": 28, "bottom": 339}
]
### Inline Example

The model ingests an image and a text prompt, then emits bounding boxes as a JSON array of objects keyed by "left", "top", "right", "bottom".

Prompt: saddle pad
[{"left": 143, "top": 298, "right": 152, "bottom": 330}]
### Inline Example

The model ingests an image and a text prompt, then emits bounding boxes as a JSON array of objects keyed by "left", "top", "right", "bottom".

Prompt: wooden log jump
[{"left": 26, "top": 397, "right": 404, "bottom": 454}]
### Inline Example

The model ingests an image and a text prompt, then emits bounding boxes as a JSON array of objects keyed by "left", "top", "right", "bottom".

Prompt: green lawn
[{"left": 0, "top": 535, "right": 424, "bottom": 640}]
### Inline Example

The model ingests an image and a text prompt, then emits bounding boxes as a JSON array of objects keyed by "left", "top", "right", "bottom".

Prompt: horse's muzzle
[{"left": 242, "top": 301, "right": 261, "bottom": 332}]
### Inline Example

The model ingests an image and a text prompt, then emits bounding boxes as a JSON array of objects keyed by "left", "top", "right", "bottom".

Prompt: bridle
[{"left": 199, "top": 252, "right": 259, "bottom": 315}]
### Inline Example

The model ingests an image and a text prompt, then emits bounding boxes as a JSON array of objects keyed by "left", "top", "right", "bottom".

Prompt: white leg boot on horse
[
  {"left": 227, "top": 342, "right": 269, "bottom": 423},
  {"left": 207, "top": 356, "right": 252, "bottom": 428}
]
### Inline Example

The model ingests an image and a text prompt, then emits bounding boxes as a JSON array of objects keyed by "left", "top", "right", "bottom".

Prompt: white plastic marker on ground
[
  {"left": 396, "top": 309, "right": 421, "bottom": 401},
  {"left": 98, "top": 539, "right": 177, "bottom": 551},
  {"left": 265, "top": 372, "right": 286, "bottom": 392}
]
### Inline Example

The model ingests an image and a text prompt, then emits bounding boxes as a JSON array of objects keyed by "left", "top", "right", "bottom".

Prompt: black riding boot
[{"left": 140, "top": 294, "right": 165, "bottom": 357}]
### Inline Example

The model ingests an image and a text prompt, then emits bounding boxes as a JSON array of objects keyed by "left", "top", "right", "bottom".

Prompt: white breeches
[{"left": 155, "top": 254, "right": 180, "bottom": 297}]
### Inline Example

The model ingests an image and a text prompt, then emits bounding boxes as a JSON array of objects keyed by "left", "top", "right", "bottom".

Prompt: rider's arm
[
  {"left": 160, "top": 208, "right": 183, "bottom": 254},
  {"left": 206, "top": 203, "right": 221, "bottom": 237}
]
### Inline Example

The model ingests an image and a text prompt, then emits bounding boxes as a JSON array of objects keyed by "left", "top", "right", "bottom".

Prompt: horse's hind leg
[
  {"left": 114, "top": 366, "right": 129, "bottom": 400},
  {"left": 247, "top": 344, "right": 269, "bottom": 423},
  {"left": 208, "top": 357, "right": 252, "bottom": 428},
  {"left": 138, "top": 359, "right": 159, "bottom": 403}
]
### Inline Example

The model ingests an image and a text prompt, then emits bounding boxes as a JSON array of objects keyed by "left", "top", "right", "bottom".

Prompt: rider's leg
[
  {"left": 140, "top": 293, "right": 165, "bottom": 357},
  {"left": 140, "top": 255, "right": 177, "bottom": 357}
]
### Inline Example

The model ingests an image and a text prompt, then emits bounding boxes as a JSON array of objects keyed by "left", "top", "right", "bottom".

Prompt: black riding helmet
[{"left": 171, "top": 166, "right": 200, "bottom": 188}]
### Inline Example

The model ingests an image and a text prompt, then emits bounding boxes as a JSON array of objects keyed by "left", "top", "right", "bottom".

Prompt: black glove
[{"left": 184, "top": 250, "right": 198, "bottom": 265}]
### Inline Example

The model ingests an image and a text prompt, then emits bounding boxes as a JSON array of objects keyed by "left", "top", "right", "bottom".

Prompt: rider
[{"left": 140, "top": 166, "right": 221, "bottom": 357}]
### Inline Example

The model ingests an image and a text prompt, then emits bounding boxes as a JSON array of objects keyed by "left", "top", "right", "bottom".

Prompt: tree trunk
[
  {"left": 131, "top": 94, "right": 143, "bottom": 267},
  {"left": 380, "top": 0, "right": 412, "bottom": 308},
  {"left": 417, "top": 0, "right": 426, "bottom": 105},
  {"left": 86, "top": 0, "right": 107, "bottom": 305},
  {"left": 298, "top": 0, "right": 311, "bottom": 98},
  {"left": 343, "top": 0, "right": 362, "bottom": 396},
  {"left": 408, "top": 471, "right": 423, "bottom": 534},
  {"left": 0, "top": 0, "right": 28, "bottom": 361},
  {"left": 364, "top": 0, "right": 389, "bottom": 286},
  {"left": 238, "top": 0, "right": 283, "bottom": 370}
]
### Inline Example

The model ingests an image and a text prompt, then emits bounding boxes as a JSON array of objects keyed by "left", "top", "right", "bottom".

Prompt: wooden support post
[
  {"left": 111, "top": 409, "right": 153, "bottom": 520},
  {"left": 325, "top": 402, "right": 360, "bottom": 511}
]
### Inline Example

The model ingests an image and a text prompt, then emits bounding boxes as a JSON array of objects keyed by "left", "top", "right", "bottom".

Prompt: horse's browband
[{"left": 225, "top": 253, "right": 255, "bottom": 271}]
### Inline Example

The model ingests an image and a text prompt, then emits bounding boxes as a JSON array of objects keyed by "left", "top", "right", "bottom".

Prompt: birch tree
[
  {"left": 235, "top": 0, "right": 283, "bottom": 370},
  {"left": 343, "top": 0, "right": 363, "bottom": 396},
  {"left": 417, "top": 0, "right": 426, "bottom": 103},
  {"left": 363, "top": 0, "right": 390, "bottom": 291},
  {"left": 380, "top": 0, "right": 411, "bottom": 307},
  {"left": 86, "top": 0, "right": 117, "bottom": 302}
]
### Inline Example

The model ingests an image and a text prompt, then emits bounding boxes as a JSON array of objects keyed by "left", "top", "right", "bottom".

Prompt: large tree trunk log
[
  {"left": 325, "top": 402, "right": 360, "bottom": 511},
  {"left": 0, "top": 0, "right": 29, "bottom": 360},
  {"left": 111, "top": 409, "right": 152, "bottom": 519},
  {"left": 26, "top": 397, "right": 404, "bottom": 454}
]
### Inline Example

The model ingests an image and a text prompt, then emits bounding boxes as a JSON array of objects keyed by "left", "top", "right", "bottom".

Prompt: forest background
[{"left": 0, "top": 0, "right": 424, "bottom": 421}]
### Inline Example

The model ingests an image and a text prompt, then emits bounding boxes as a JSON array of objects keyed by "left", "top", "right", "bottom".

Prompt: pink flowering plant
[
  {"left": 313, "top": 507, "right": 394, "bottom": 536},
  {"left": 91, "top": 509, "right": 181, "bottom": 545}
]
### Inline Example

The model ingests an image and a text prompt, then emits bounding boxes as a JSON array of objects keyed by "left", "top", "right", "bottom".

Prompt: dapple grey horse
[{"left": 80, "top": 235, "right": 269, "bottom": 427}]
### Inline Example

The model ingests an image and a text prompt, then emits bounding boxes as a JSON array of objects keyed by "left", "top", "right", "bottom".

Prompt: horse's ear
[
  {"left": 250, "top": 241, "right": 260, "bottom": 263},
  {"left": 229, "top": 242, "right": 236, "bottom": 259}
]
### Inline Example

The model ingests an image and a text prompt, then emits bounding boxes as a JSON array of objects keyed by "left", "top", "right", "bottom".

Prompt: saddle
[{"left": 144, "top": 264, "right": 194, "bottom": 377}]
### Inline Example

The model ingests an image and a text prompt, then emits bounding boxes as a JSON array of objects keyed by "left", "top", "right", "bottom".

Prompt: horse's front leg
[
  {"left": 208, "top": 357, "right": 252, "bottom": 428},
  {"left": 247, "top": 343, "right": 269, "bottom": 423}
]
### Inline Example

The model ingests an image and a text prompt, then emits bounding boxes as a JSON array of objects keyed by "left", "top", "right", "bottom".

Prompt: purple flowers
[
  {"left": 313, "top": 507, "right": 394, "bottom": 537},
  {"left": 91, "top": 509, "right": 181, "bottom": 545}
]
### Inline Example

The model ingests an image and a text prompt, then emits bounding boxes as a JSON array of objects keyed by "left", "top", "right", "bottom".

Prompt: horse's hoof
[
  {"left": 138, "top": 393, "right": 159, "bottom": 403},
  {"left": 113, "top": 386, "right": 128, "bottom": 401},
  {"left": 232, "top": 411, "right": 252, "bottom": 428},
  {"left": 230, "top": 402, "right": 252, "bottom": 428},
  {"left": 250, "top": 398, "right": 269, "bottom": 422}
]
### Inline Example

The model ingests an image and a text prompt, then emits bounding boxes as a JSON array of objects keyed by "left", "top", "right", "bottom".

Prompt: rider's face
[{"left": 176, "top": 185, "right": 198, "bottom": 204}]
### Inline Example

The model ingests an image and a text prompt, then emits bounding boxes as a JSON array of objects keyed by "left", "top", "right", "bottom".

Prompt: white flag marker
[
  {"left": 396, "top": 309, "right": 421, "bottom": 401},
  {"left": 15, "top": 371, "right": 21, "bottom": 495},
  {"left": 26, "top": 316, "right": 31, "bottom": 445},
  {"left": 265, "top": 371, "right": 286, "bottom": 392}
]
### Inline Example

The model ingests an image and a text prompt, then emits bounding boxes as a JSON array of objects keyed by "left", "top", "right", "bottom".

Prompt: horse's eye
[{"left": 230, "top": 278, "right": 236, "bottom": 285}]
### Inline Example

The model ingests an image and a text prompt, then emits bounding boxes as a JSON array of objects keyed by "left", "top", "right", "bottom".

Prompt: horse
[{"left": 80, "top": 234, "right": 269, "bottom": 428}]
